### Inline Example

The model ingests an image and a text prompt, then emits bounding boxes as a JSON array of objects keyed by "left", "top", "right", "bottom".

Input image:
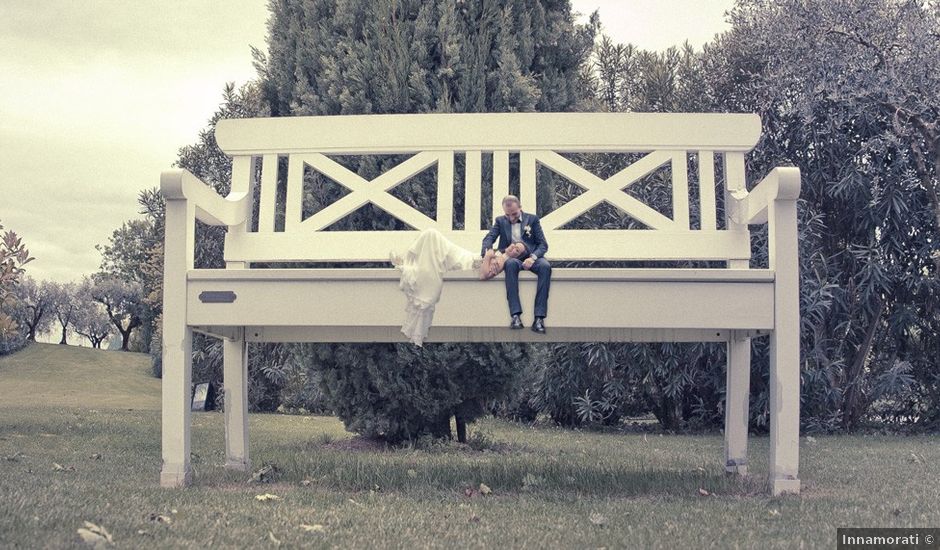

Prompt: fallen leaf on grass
[
  {"left": 768, "top": 509, "right": 780, "bottom": 517},
  {"left": 89, "top": 453, "right": 102, "bottom": 460},
  {"left": 698, "top": 488, "right": 710, "bottom": 496},
  {"left": 589, "top": 512, "right": 607, "bottom": 526},
  {"left": 136, "top": 529, "right": 154, "bottom": 537},
  {"left": 300, "top": 524, "right": 325, "bottom": 533},
  {"left": 805, "top": 436, "right": 816, "bottom": 444},
  {"left": 255, "top": 493, "right": 282, "bottom": 502},
  {"left": 468, "top": 514, "right": 481, "bottom": 523},
  {"left": 251, "top": 464, "right": 278, "bottom": 483},
  {"left": 268, "top": 531, "right": 281, "bottom": 546},
  {"left": 53, "top": 462, "right": 75, "bottom": 472},
  {"left": 407, "top": 469, "right": 417, "bottom": 478},
  {"left": 300, "top": 479, "right": 312, "bottom": 486},
  {"left": 77, "top": 521, "right": 113, "bottom": 548},
  {"left": 479, "top": 483, "right": 492, "bottom": 495}
]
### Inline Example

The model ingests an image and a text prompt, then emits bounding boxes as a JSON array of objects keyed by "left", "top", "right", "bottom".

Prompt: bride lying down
[{"left": 390, "top": 226, "right": 526, "bottom": 346}]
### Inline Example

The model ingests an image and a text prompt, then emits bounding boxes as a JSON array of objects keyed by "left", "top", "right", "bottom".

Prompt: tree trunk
[
  {"left": 120, "top": 329, "right": 131, "bottom": 351},
  {"left": 841, "top": 296, "right": 885, "bottom": 429},
  {"left": 455, "top": 415, "right": 467, "bottom": 443},
  {"left": 59, "top": 325, "right": 67, "bottom": 345}
]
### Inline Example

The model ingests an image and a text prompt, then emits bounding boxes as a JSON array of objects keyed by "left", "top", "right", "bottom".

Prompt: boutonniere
[{"left": 524, "top": 225, "right": 532, "bottom": 237}]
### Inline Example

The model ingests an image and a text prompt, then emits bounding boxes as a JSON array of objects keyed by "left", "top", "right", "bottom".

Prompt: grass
[{"left": 1, "top": 343, "right": 939, "bottom": 548}]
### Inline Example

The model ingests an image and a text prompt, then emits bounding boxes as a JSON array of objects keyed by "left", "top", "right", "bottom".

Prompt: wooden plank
[
  {"left": 215, "top": 112, "right": 763, "bottom": 155},
  {"left": 698, "top": 150, "right": 717, "bottom": 230},
  {"left": 437, "top": 152, "right": 454, "bottom": 230},
  {"left": 222, "top": 229, "right": 752, "bottom": 263},
  {"left": 723, "top": 152, "right": 747, "bottom": 233},
  {"left": 464, "top": 150, "right": 482, "bottom": 230},
  {"left": 229, "top": 155, "right": 255, "bottom": 198},
  {"left": 228, "top": 326, "right": 741, "bottom": 343},
  {"left": 188, "top": 267, "right": 774, "bottom": 282},
  {"left": 493, "top": 150, "right": 509, "bottom": 221},
  {"left": 257, "top": 154, "right": 279, "bottom": 232},
  {"left": 187, "top": 277, "right": 775, "bottom": 329},
  {"left": 672, "top": 151, "right": 690, "bottom": 229},
  {"left": 284, "top": 154, "right": 304, "bottom": 232},
  {"left": 520, "top": 151, "right": 537, "bottom": 212}
]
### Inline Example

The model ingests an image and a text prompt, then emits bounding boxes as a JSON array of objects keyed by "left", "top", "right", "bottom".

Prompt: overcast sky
[{"left": 0, "top": 0, "right": 735, "bottom": 286}]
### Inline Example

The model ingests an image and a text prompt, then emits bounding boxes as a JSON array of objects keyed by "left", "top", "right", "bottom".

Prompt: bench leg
[
  {"left": 769, "top": 325, "right": 801, "bottom": 495},
  {"left": 160, "top": 197, "right": 195, "bottom": 488},
  {"left": 160, "top": 324, "right": 193, "bottom": 488},
  {"left": 223, "top": 328, "right": 251, "bottom": 471},
  {"left": 723, "top": 332, "right": 751, "bottom": 475},
  {"left": 768, "top": 197, "right": 801, "bottom": 496}
]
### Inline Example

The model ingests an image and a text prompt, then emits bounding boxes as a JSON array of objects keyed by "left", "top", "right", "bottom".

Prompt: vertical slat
[
  {"left": 671, "top": 151, "right": 690, "bottom": 229},
  {"left": 464, "top": 150, "right": 482, "bottom": 230},
  {"left": 226, "top": 155, "right": 256, "bottom": 269},
  {"left": 492, "top": 150, "right": 509, "bottom": 221},
  {"left": 230, "top": 155, "right": 255, "bottom": 196},
  {"left": 285, "top": 154, "right": 304, "bottom": 232},
  {"left": 258, "top": 154, "right": 279, "bottom": 233},
  {"left": 698, "top": 150, "right": 717, "bottom": 230},
  {"left": 519, "top": 151, "right": 537, "bottom": 214},
  {"left": 436, "top": 151, "right": 454, "bottom": 230},
  {"left": 724, "top": 151, "right": 749, "bottom": 268}
]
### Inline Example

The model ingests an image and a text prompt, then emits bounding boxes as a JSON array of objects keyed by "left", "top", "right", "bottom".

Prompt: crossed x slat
[
  {"left": 530, "top": 150, "right": 678, "bottom": 231},
  {"left": 296, "top": 152, "right": 442, "bottom": 231}
]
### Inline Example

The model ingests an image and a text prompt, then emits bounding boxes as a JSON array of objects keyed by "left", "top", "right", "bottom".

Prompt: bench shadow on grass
[{"left": 199, "top": 434, "right": 771, "bottom": 499}]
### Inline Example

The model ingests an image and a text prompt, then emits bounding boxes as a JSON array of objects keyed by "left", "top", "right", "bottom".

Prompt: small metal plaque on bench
[{"left": 199, "top": 290, "right": 236, "bottom": 303}]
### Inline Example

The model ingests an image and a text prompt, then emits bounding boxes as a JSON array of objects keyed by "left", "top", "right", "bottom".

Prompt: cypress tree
[{"left": 255, "top": 0, "right": 597, "bottom": 442}]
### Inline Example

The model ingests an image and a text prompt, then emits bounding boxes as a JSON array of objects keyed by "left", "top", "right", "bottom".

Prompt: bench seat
[{"left": 188, "top": 267, "right": 774, "bottom": 342}]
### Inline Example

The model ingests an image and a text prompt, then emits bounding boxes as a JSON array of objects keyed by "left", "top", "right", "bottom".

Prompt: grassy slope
[
  {"left": 0, "top": 342, "right": 160, "bottom": 410},
  {"left": 0, "top": 342, "right": 938, "bottom": 549}
]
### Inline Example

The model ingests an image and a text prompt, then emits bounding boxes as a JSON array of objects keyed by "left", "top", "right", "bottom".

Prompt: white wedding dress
[{"left": 394, "top": 227, "right": 479, "bottom": 346}]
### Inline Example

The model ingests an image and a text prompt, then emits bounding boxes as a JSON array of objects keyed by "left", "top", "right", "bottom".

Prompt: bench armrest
[
  {"left": 160, "top": 169, "right": 250, "bottom": 227},
  {"left": 728, "top": 166, "right": 801, "bottom": 225}
]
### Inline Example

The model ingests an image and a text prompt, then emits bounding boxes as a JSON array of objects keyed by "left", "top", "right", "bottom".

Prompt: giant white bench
[{"left": 159, "top": 112, "right": 802, "bottom": 495}]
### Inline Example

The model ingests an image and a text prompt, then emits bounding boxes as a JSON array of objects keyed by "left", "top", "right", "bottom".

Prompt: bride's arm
[{"left": 479, "top": 249, "right": 497, "bottom": 280}]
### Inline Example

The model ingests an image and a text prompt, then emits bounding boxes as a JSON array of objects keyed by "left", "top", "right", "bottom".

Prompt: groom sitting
[{"left": 481, "top": 195, "right": 552, "bottom": 334}]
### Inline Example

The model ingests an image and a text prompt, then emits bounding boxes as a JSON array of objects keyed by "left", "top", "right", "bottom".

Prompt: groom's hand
[{"left": 522, "top": 257, "right": 535, "bottom": 270}]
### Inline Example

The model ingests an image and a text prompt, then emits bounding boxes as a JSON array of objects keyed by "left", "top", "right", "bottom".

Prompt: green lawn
[{"left": 1, "top": 343, "right": 938, "bottom": 548}]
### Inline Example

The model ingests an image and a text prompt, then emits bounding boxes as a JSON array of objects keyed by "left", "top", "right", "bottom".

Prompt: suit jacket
[{"left": 481, "top": 211, "right": 548, "bottom": 259}]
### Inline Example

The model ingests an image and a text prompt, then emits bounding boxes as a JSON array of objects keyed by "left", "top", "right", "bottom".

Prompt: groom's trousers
[{"left": 503, "top": 257, "right": 552, "bottom": 318}]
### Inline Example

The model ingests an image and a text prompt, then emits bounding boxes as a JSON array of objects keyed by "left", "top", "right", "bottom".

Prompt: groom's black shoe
[
  {"left": 531, "top": 317, "right": 546, "bottom": 334},
  {"left": 510, "top": 314, "right": 524, "bottom": 329}
]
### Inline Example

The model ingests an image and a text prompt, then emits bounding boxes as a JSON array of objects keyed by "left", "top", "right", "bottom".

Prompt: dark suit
[{"left": 481, "top": 211, "right": 552, "bottom": 318}]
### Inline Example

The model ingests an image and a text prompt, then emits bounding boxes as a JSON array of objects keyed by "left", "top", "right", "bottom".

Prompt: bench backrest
[{"left": 213, "top": 112, "right": 761, "bottom": 264}]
